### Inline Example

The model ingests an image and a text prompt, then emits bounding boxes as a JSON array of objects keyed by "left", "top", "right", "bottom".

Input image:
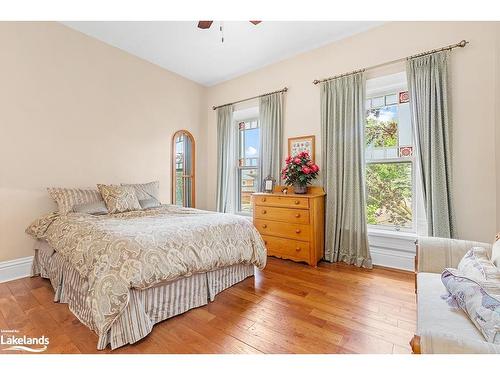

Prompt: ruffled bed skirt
[{"left": 31, "top": 240, "right": 255, "bottom": 350}]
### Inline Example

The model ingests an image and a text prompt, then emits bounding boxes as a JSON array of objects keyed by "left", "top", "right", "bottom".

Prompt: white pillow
[
  {"left": 458, "top": 247, "right": 500, "bottom": 282},
  {"left": 492, "top": 236, "right": 500, "bottom": 268}
]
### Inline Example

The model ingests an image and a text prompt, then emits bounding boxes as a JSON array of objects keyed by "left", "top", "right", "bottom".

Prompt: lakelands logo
[{"left": 1, "top": 329, "right": 49, "bottom": 353}]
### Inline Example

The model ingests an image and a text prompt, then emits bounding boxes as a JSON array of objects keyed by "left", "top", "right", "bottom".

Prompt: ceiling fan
[
  {"left": 197, "top": 21, "right": 261, "bottom": 43},
  {"left": 197, "top": 21, "right": 261, "bottom": 29}
]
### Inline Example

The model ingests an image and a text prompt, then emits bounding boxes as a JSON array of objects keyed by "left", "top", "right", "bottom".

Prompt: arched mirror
[{"left": 172, "top": 130, "right": 195, "bottom": 207}]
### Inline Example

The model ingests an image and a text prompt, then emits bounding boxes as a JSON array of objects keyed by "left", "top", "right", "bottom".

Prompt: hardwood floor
[{"left": 0, "top": 257, "right": 416, "bottom": 354}]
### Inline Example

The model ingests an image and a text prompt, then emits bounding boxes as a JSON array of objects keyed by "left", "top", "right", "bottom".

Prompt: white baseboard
[{"left": 0, "top": 256, "right": 33, "bottom": 283}]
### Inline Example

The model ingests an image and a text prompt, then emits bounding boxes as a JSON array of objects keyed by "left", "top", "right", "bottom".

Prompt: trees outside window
[{"left": 365, "top": 92, "right": 415, "bottom": 231}]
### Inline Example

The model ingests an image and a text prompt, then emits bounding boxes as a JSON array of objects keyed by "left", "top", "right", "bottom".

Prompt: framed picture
[
  {"left": 262, "top": 175, "right": 275, "bottom": 193},
  {"left": 288, "top": 135, "right": 315, "bottom": 162}
]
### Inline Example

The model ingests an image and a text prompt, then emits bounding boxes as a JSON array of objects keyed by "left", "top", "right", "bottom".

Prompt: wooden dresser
[{"left": 251, "top": 186, "right": 325, "bottom": 266}]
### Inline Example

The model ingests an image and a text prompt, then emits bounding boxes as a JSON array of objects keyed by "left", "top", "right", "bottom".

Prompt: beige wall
[
  {"left": 0, "top": 22, "right": 206, "bottom": 262},
  {"left": 203, "top": 22, "right": 499, "bottom": 243},
  {"left": 1, "top": 21, "right": 499, "bottom": 264}
]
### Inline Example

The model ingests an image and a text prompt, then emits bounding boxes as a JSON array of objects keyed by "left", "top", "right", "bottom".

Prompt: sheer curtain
[
  {"left": 406, "top": 51, "right": 455, "bottom": 238},
  {"left": 216, "top": 105, "right": 235, "bottom": 213},
  {"left": 258, "top": 92, "right": 284, "bottom": 188},
  {"left": 320, "top": 72, "right": 372, "bottom": 268}
]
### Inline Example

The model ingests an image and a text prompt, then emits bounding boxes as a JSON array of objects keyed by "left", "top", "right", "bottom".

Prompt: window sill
[{"left": 368, "top": 228, "right": 417, "bottom": 241}]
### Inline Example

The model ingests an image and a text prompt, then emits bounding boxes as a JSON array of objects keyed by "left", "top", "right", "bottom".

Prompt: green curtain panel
[
  {"left": 216, "top": 105, "right": 235, "bottom": 213},
  {"left": 320, "top": 72, "right": 372, "bottom": 268},
  {"left": 258, "top": 92, "right": 284, "bottom": 188},
  {"left": 406, "top": 51, "right": 455, "bottom": 238}
]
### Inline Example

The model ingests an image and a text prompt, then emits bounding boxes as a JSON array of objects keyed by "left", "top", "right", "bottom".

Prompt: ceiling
[{"left": 62, "top": 21, "right": 383, "bottom": 87}]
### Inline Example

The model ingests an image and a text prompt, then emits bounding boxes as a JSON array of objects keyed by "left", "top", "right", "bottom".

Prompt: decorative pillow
[
  {"left": 121, "top": 181, "right": 160, "bottom": 202},
  {"left": 25, "top": 212, "right": 60, "bottom": 239},
  {"left": 97, "top": 184, "right": 141, "bottom": 214},
  {"left": 47, "top": 187, "right": 103, "bottom": 215},
  {"left": 73, "top": 201, "right": 109, "bottom": 215},
  {"left": 139, "top": 198, "right": 161, "bottom": 210},
  {"left": 492, "top": 236, "right": 500, "bottom": 268},
  {"left": 458, "top": 247, "right": 500, "bottom": 282},
  {"left": 441, "top": 268, "right": 500, "bottom": 344}
]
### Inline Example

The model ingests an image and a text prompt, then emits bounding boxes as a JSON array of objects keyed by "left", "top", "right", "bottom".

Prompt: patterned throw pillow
[
  {"left": 458, "top": 247, "right": 500, "bottom": 282},
  {"left": 97, "top": 184, "right": 141, "bottom": 214},
  {"left": 441, "top": 268, "right": 500, "bottom": 343},
  {"left": 47, "top": 187, "right": 103, "bottom": 215},
  {"left": 121, "top": 181, "right": 160, "bottom": 202}
]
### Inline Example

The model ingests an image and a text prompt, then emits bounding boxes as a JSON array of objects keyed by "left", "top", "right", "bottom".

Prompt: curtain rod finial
[
  {"left": 459, "top": 40, "right": 468, "bottom": 48},
  {"left": 212, "top": 106, "right": 217, "bottom": 110},
  {"left": 313, "top": 80, "right": 319, "bottom": 85}
]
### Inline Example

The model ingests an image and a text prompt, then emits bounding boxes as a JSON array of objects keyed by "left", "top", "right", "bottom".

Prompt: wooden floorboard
[{"left": 0, "top": 257, "right": 416, "bottom": 354}]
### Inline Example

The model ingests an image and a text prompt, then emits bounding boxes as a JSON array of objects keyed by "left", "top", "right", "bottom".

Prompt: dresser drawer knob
[
  {"left": 264, "top": 240, "right": 267, "bottom": 245},
  {"left": 262, "top": 198, "right": 266, "bottom": 202},
  {"left": 295, "top": 213, "right": 301, "bottom": 218},
  {"left": 294, "top": 200, "right": 300, "bottom": 204},
  {"left": 295, "top": 247, "right": 301, "bottom": 252},
  {"left": 262, "top": 210, "right": 267, "bottom": 214},
  {"left": 262, "top": 224, "right": 268, "bottom": 229},
  {"left": 295, "top": 229, "right": 301, "bottom": 234}
]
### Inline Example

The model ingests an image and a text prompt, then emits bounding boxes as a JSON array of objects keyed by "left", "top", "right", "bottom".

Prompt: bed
[{"left": 26, "top": 204, "right": 267, "bottom": 350}]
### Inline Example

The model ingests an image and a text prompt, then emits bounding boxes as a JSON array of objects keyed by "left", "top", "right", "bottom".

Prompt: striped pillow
[{"left": 47, "top": 187, "right": 103, "bottom": 215}]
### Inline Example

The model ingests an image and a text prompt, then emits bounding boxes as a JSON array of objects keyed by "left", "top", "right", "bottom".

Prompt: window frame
[
  {"left": 236, "top": 116, "right": 260, "bottom": 216},
  {"left": 365, "top": 90, "right": 416, "bottom": 233}
]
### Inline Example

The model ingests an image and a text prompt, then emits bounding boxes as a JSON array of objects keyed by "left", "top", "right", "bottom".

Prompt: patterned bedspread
[{"left": 26, "top": 205, "right": 266, "bottom": 335}]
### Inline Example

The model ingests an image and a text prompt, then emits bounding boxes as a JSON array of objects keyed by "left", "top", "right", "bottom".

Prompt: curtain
[
  {"left": 216, "top": 105, "right": 235, "bottom": 213},
  {"left": 258, "top": 92, "right": 284, "bottom": 188},
  {"left": 320, "top": 72, "right": 372, "bottom": 268},
  {"left": 406, "top": 51, "right": 455, "bottom": 238}
]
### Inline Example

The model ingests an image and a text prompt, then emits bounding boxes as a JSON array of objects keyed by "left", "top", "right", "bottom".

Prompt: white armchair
[{"left": 412, "top": 236, "right": 500, "bottom": 354}]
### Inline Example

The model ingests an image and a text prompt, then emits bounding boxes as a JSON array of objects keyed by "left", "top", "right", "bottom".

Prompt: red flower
[
  {"left": 285, "top": 156, "right": 292, "bottom": 164},
  {"left": 293, "top": 157, "right": 301, "bottom": 164},
  {"left": 301, "top": 166, "right": 312, "bottom": 174},
  {"left": 311, "top": 164, "right": 319, "bottom": 173}
]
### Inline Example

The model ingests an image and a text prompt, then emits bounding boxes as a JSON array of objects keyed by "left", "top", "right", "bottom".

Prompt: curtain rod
[
  {"left": 312, "top": 39, "right": 469, "bottom": 85},
  {"left": 212, "top": 87, "right": 288, "bottom": 110}
]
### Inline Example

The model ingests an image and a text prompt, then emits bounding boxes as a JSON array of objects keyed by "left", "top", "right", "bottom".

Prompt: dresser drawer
[
  {"left": 262, "top": 235, "right": 310, "bottom": 262},
  {"left": 254, "top": 206, "right": 309, "bottom": 224},
  {"left": 254, "top": 195, "right": 309, "bottom": 209},
  {"left": 254, "top": 219, "right": 310, "bottom": 241}
]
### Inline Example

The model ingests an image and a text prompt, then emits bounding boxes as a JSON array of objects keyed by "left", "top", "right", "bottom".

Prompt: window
[
  {"left": 237, "top": 118, "right": 259, "bottom": 214},
  {"left": 172, "top": 130, "right": 195, "bottom": 207},
  {"left": 365, "top": 81, "right": 415, "bottom": 232}
]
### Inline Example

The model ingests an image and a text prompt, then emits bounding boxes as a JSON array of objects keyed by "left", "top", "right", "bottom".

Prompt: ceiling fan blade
[
  {"left": 249, "top": 21, "right": 262, "bottom": 25},
  {"left": 198, "top": 21, "right": 213, "bottom": 29}
]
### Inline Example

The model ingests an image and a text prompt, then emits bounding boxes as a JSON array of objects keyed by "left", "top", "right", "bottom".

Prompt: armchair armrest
[
  {"left": 416, "top": 236, "right": 492, "bottom": 273},
  {"left": 418, "top": 331, "right": 500, "bottom": 354}
]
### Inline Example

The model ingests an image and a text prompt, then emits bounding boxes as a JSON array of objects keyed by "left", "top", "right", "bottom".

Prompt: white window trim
[{"left": 235, "top": 116, "right": 259, "bottom": 216}]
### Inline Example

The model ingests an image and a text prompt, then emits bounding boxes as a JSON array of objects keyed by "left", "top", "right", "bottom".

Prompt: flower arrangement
[{"left": 281, "top": 152, "right": 319, "bottom": 194}]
